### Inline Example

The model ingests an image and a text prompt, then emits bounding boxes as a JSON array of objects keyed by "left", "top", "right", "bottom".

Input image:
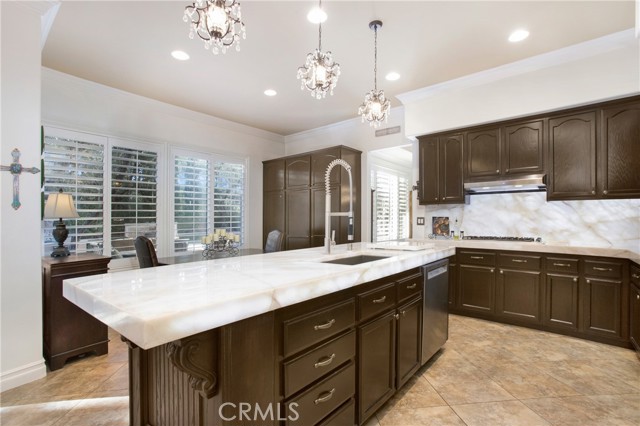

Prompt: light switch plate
[{"left": 417, "top": 217, "right": 425, "bottom": 225}]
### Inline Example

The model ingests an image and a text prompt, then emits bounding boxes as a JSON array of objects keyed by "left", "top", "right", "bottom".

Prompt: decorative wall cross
[{"left": 1, "top": 148, "right": 40, "bottom": 210}]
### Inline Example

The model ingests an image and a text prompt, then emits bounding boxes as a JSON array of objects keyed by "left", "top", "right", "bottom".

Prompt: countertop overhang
[{"left": 63, "top": 243, "right": 454, "bottom": 350}]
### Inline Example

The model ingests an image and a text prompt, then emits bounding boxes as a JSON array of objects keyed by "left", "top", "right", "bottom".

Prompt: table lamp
[{"left": 44, "top": 189, "right": 80, "bottom": 257}]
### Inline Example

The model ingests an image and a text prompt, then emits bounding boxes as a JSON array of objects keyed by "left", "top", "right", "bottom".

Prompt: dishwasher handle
[{"left": 427, "top": 266, "right": 448, "bottom": 280}]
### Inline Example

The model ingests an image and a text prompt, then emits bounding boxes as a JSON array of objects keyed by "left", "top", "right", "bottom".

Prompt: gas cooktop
[{"left": 463, "top": 236, "right": 540, "bottom": 242}]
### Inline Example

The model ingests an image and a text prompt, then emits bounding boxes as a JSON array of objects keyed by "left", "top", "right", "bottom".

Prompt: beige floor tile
[
  {"left": 51, "top": 395, "right": 129, "bottom": 426},
  {"left": 451, "top": 400, "right": 551, "bottom": 426},
  {"left": 377, "top": 376, "right": 447, "bottom": 415},
  {"left": 0, "top": 399, "right": 81, "bottom": 426},
  {"left": 377, "top": 406, "right": 466, "bottom": 426},
  {"left": 480, "top": 362, "right": 580, "bottom": 399},
  {"left": 522, "top": 395, "right": 638, "bottom": 425},
  {"left": 587, "top": 394, "right": 640, "bottom": 424},
  {"left": 427, "top": 378, "right": 515, "bottom": 405}
]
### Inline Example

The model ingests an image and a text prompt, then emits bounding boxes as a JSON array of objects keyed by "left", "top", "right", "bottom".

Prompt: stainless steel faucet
[{"left": 325, "top": 159, "right": 354, "bottom": 254}]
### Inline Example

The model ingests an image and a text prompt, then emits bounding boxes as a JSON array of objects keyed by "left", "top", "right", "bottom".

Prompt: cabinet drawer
[
  {"left": 358, "top": 283, "right": 396, "bottom": 321},
  {"left": 397, "top": 273, "right": 422, "bottom": 302},
  {"left": 584, "top": 259, "right": 623, "bottom": 279},
  {"left": 284, "top": 331, "right": 356, "bottom": 398},
  {"left": 498, "top": 253, "right": 541, "bottom": 270},
  {"left": 284, "top": 299, "right": 356, "bottom": 357},
  {"left": 286, "top": 362, "right": 355, "bottom": 426},
  {"left": 317, "top": 399, "right": 355, "bottom": 426},
  {"left": 630, "top": 264, "right": 640, "bottom": 286},
  {"left": 546, "top": 257, "right": 579, "bottom": 274},
  {"left": 459, "top": 251, "right": 496, "bottom": 266}
]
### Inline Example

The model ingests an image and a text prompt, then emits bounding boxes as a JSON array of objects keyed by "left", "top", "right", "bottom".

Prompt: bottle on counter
[{"left": 460, "top": 231, "right": 465, "bottom": 240}]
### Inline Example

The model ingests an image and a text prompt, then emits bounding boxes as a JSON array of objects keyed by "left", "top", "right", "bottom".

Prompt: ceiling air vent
[{"left": 375, "top": 126, "right": 401, "bottom": 137}]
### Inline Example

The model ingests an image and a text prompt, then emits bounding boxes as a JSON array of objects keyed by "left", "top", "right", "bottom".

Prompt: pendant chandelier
[
  {"left": 358, "top": 20, "right": 391, "bottom": 127},
  {"left": 183, "top": 0, "right": 246, "bottom": 54},
  {"left": 297, "top": 0, "right": 340, "bottom": 99}
]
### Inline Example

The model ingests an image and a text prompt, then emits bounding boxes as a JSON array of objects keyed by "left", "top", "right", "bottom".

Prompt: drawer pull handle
[
  {"left": 314, "top": 353, "right": 336, "bottom": 368},
  {"left": 373, "top": 296, "right": 387, "bottom": 304},
  {"left": 633, "top": 274, "right": 640, "bottom": 279},
  {"left": 314, "top": 388, "right": 336, "bottom": 405},
  {"left": 406, "top": 283, "right": 417, "bottom": 290},
  {"left": 553, "top": 263, "right": 571, "bottom": 267},
  {"left": 394, "top": 313, "right": 400, "bottom": 320},
  {"left": 314, "top": 319, "right": 335, "bottom": 331},
  {"left": 592, "top": 267, "right": 613, "bottom": 272},
  {"left": 470, "top": 256, "right": 484, "bottom": 260},
  {"left": 512, "top": 259, "right": 527, "bottom": 263}
]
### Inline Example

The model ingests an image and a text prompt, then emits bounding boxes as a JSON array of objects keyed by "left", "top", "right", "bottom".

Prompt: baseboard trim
[{"left": 0, "top": 359, "right": 47, "bottom": 393}]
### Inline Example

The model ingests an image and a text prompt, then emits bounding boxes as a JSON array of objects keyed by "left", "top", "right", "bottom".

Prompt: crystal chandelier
[
  {"left": 297, "top": 0, "right": 340, "bottom": 99},
  {"left": 358, "top": 20, "right": 391, "bottom": 127},
  {"left": 183, "top": 0, "right": 246, "bottom": 54}
]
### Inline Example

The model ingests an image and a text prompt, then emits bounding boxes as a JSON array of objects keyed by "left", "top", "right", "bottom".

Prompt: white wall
[
  {"left": 0, "top": 1, "right": 52, "bottom": 391},
  {"left": 42, "top": 68, "right": 286, "bottom": 254},
  {"left": 285, "top": 107, "right": 412, "bottom": 242},
  {"left": 399, "top": 29, "right": 640, "bottom": 137}
]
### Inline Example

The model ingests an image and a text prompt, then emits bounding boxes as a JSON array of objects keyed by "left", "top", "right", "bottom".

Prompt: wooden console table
[{"left": 42, "top": 254, "right": 111, "bottom": 370}]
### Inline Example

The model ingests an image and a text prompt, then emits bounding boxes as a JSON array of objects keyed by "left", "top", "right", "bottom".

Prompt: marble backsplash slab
[{"left": 418, "top": 192, "right": 640, "bottom": 253}]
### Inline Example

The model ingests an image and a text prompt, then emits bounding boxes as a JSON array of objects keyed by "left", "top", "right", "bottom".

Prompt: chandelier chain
[{"left": 374, "top": 24, "right": 378, "bottom": 91}]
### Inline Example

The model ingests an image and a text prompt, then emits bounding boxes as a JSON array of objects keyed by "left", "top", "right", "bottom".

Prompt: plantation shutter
[
  {"left": 213, "top": 162, "right": 245, "bottom": 241},
  {"left": 174, "top": 155, "right": 211, "bottom": 250}
]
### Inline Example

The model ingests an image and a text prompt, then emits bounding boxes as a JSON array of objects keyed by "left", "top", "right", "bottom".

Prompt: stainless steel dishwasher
[{"left": 421, "top": 258, "right": 449, "bottom": 364}]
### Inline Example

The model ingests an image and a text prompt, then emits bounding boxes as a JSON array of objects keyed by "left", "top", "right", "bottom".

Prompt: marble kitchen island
[{"left": 63, "top": 243, "right": 454, "bottom": 426}]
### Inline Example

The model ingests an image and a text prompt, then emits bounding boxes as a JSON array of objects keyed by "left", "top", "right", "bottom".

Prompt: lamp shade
[{"left": 44, "top": 190, "right": 79, "bottom": 219}]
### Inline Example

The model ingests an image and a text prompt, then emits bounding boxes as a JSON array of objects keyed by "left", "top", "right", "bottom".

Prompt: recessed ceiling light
[
  {"left": 508, "top": 29, "right": 529, "bottom": 43},
  {"left": 171, "top": 50, "right": 190, "bottom": 61},
  {"left": 264, "top": 89, "right": 277, "bottom": 97},
  {"left": 307, "top": 7, "right": 327, "bottom": 24},
  {"left": 385, "top": 72, "right": 400, "bottom": 81}
]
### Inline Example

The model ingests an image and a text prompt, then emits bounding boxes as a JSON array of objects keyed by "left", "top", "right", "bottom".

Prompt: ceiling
[{"left": 42, "top": 1, "right": 635, "bottom": 136}]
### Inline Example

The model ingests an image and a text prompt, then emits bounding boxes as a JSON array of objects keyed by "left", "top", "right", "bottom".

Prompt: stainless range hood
[{"left": 464, "top": 174, "right": 546, "bottom": 194}]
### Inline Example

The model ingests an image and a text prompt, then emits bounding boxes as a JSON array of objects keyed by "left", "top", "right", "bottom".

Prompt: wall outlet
[{"left": 417, "top": 217, "right": 425, "bottom": 226}]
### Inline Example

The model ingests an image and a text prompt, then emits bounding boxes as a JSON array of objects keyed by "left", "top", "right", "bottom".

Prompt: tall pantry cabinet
[{"left": 263, "top": 146, "right": 362, "bottom": 250}]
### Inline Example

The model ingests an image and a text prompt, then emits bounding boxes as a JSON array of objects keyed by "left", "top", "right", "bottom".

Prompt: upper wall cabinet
[
  {"left": 547, "top": 111, "right": 598, "bottom": 200},
  {"left": 465, "top": 120, "right": 544, "bottom": 181},
  {"left": 418, "top": 133, "right": 464, "bottom": 205},
  {"left": 600, "top": 100, "right": 640, "bottom": 198},
  {"left": 502, "top": 119, "right": 545, "bottom": 176}
]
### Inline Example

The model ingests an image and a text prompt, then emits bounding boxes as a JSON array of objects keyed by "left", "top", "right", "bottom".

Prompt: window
[
  {"left": 172, "top": 150, "right": 246, "bottom": 252},
  {"left": 42, "top": 127, "right": 162, "bottom": 264},
  {"left": 110, "top": 145, "right": 159, "bottom": 258},
  {"left": 42, "top": 129, "right": 106, "bottom": 256},
  {"left": 372, "top": 167, "right": 410, "bottom": 242}
]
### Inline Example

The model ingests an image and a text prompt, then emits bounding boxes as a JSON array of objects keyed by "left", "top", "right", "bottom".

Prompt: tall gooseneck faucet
[{"left": 325, "top": 159, "right": 354, "bottom": 254}]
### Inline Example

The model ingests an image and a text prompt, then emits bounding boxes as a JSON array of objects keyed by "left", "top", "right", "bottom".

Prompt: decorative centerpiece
[{"left": 201, "top": 229, "right": 241, "bottom": 258}]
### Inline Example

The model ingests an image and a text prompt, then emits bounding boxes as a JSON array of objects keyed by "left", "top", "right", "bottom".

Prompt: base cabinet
[
  {"left": 496, "top": 269, "right": 542, "bottom": 324},
  {"left": 458, "top": 265, "right": 495, "bottom": 314},
  {"left": 581, "top": 277, "right": 623, "bottom": 339},
  {"left": 395, "top": 297, "right": 423, "bottom": 389},
  {"left": 544, "top": 273, "right": 579, "bottom": 331},
  {"left": 42, "top": 254, "right": 110, "bottom": 370}
]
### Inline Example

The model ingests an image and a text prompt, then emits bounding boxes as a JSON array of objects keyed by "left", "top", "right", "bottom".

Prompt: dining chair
[
  {"left": 264, "top": 230, "right": 284, "bottom": 253},
  {"left": 134, "top": 236, "right": 162, "bottom": 268}
]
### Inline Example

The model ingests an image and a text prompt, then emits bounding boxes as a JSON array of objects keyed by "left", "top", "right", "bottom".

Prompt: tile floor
[{"left": 1, "top": 315, "right": 638, "bottom": 425}]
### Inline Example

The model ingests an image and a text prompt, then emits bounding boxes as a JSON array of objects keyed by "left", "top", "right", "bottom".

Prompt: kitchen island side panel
[{"left": 129, "top": 312, "right": 276, "bottom": 426}]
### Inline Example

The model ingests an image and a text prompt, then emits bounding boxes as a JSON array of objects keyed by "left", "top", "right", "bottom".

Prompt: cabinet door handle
[
  {"left": 587, "top": 279, "right": 591, "bottom": 284},
  {"left": 512, "top": 259, "right": 527, "bottom": 263},
  {"left": 373, "top": 295, "right": 387, "bottom": 304},
  {"left": 636, "top": 294, "right": 639, "bottom": 300},
  {"left": 592, "top": 267, "right": 612, "bottom": 272},
  {"left": 394, "top": 313, "right": 400, "bottom": 320},
  {"left": 591, "top": 189, "right": 596, "bottom": 195},
  {"left": 401, "top": 310, "right": 407, "bottom": 316},
  {"left": 495, "top": 169, "right": 499, "bottom": 173},
  {"left": 470, "top": 256, "right": 484, "bottom": 260},
  {"left": 553, "top": 263, "right": 571, "bottom": 267},
  {"left": 505, "top": 169, "right": 509, "bottom": 173},
  {"left": 314, "top": 353, "right": 336, "bottom": 368},
  {"left": 314, "top": 388, "right": 336, "bottom": 405},
  {"left": 499, "top": 270, "right": 503, "bottom": 274},
  {"left": 314, "top": 319, "right": 335, "bottom": 331},
  {"left": 406, "top": 283, "right": 417, "bottom": 290},
  {"left": 633, "top": 274, "right": 640, "bottom": 279},
  {"left": 603, "top": 190, "right": 609, "bottom": 195},
  {"left": 573, "top": 277, "right": 578, "bottom": 282},
  {"left": 490, "top": 268, "right": 495, "bottom": 273}
]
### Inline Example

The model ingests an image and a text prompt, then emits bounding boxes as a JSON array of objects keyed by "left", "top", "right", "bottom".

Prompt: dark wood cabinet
[
  {"left": 496, "top": 268, "right": 542, "bottom": 324},
  {"left": 358, "top": 311, "right": 396, "bottom": 423},
  {"left": 466, "top": 127, "right": 500, "bottom": 179},
  {"left": 581, "top": 259, "right": 627, "bottom": 341},
  {"left": 630, "top": 264, "right": 640, "bottom": 356},
  {"left": 458, "top": 265, "right": 495, "bottom": 314},
  {"left": 263, "top": 146, "right": 361, "bottom": 250},
  {"left": 417, "top": 133, "right": 464, "bottom": 205},
  {"left": 502, "top": 119, "right": 545, "bottom": 176},
  {"left": 395, "top": 297, "right": 422, "bottom": 389},
  {"left": 545, "top": 273, "right": 579, "bottom": 332},
  {"left": 42, "top": 254, "right": 110, "bottom": 370},
  {"left": 547, "top": 111, "right": 598, "bottom": 200},
  {"left": 600, "top": 100, "right": 640, "bottom": 198}
]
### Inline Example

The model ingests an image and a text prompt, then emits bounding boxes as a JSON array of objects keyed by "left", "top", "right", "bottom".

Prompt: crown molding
[{"left": 397, "top": 29, "right": 637, "bottom": 105}]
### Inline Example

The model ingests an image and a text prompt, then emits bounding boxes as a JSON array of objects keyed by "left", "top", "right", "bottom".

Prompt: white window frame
[
  {"left": 169, "top": 146, "right": 248, "bottom": 256},
  {"left": 371, "top": 163, "right": 411, "bottom": 243}
]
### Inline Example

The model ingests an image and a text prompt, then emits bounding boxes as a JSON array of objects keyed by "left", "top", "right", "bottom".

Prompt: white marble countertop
[{"left": 63, "top": 243, "right": 454, "bottom": 350}]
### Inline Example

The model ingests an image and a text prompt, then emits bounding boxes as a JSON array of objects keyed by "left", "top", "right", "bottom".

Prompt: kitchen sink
[{"left": 322, "top": 255, "right": 389, "bottom": 266}]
